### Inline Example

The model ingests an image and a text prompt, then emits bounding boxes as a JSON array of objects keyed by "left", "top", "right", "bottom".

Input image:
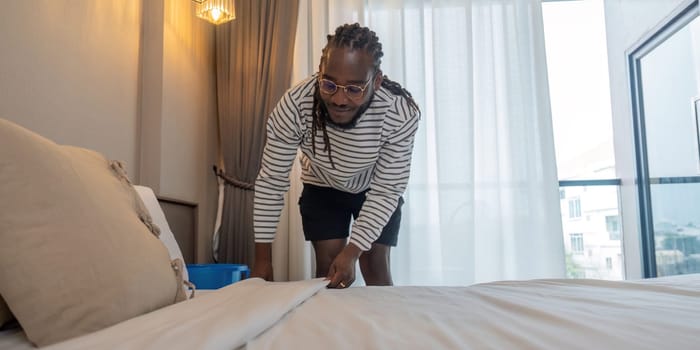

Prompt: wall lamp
[{"left": 193, "top": 0, "right": 235, "bottom": 25}]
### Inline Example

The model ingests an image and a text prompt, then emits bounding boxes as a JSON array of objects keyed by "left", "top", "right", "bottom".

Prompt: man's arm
[
  {"left": 252, "top": 93, "right": 302, "bottom": 279},
  {"left": 349, "top": 104, "right": 420, "bottom": 251},
  {"left": 251, "top": 242, "right": 273, "bottom": 280},
  {"left": 327, "top": 100, "right": 420, "bottom": 288}
]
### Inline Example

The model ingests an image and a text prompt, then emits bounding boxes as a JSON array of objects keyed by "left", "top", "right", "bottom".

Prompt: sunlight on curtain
[{"left": 290, "top": 0, "right": 565, "bottom": 286}]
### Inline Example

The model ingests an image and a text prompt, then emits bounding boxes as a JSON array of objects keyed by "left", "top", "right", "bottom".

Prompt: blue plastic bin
[{"left": 186, "top": 264, "right": 250, "bottom": 289}]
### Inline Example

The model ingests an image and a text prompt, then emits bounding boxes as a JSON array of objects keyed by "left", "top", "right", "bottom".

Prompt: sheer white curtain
[{"left": 278, "top": 0, "right": 565, "bottom": 285}]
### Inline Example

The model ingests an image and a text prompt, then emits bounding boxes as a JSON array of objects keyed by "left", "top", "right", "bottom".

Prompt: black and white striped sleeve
[
  {"left": 254, "top": 92, "right": 302, "bottom": 243},
  {"left": 349, "top": 101, "right": 420, "bottom": 251}
]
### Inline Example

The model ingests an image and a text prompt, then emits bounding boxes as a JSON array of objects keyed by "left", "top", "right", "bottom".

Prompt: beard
[{"left": 322, "top": 95, "right": 373, "bottom": 130}]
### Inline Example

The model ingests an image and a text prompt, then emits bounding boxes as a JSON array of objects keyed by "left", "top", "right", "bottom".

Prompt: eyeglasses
[{"left": 318, "top": 77, "right": 372, "bottom": 100}]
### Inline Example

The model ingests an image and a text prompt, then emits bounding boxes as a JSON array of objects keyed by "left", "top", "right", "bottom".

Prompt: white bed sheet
[
  {"left": 0, "top": 289, "right": 230, "bottom": 350},
  {"left": 249, "top": 274, "right": 700, "bottom": 349},
  {"left": 1, "top": 275, "right": 699, "bottom": 350}
]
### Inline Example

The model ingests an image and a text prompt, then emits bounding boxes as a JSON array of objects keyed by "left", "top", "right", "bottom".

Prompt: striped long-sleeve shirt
[{"left": 254, "top": 74, "right": 420, "bottom": 251}]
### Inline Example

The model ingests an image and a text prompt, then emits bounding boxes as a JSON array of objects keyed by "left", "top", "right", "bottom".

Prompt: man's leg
[
  {"left": 312, "top": 238, "right": 346, "bottom": 278},
  {"left": 356, "top": 196, "right": 402, "bottom": 286},
  {"left": 359, "top": 243, "right": 393, "bottom": 286}
]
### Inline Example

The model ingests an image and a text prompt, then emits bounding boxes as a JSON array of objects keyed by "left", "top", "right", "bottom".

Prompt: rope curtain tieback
[{"left": 212, "top": 165, "right": 255, "bottom": 191}]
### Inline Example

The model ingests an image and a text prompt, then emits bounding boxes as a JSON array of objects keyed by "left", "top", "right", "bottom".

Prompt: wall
[
  {"left": 0, "top": 0, "right": 142, "bottom": 170},
  {"left": 0, "top": 0, "right": 218, "bottom": 263},
  {"left": 603, "top": 0, "right": 687, "bottom": 279},
  {"left": 166, "top": 0, "right": 219, "bottom": 263}
]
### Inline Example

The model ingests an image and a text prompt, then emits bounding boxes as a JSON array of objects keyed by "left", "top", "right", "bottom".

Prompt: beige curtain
[{"left": 215, "top": 0, "right": 299, "bottom": 265}]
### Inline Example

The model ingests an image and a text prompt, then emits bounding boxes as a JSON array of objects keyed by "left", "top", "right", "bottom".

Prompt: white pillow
[{"left": 133, "top": 185, "right": 189, "bottom": 282}]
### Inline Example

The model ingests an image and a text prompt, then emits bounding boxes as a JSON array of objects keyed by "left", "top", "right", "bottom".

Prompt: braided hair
[{"left": 312, "top": 23, "right": 421, "bottom": 168}]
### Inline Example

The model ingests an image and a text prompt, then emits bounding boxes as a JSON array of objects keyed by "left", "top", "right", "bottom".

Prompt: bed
[
  {"left": 1, "top": 118, "right": 700, "bottom": 349},
  {"left": 2, "top": 273, "right": 700, "bottom": 349}
]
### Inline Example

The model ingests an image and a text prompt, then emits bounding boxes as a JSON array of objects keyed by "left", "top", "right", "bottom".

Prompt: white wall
[
  {"left": 0, "top": 0, "right": 219, "bottom": 263},
  {"left": 604, "top": 0, "right": 688, "bottom": 279}
]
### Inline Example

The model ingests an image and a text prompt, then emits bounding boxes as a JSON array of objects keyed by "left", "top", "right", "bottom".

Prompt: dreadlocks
[{"left": 312, "top": 23, "right": 421, "bottom": 168}]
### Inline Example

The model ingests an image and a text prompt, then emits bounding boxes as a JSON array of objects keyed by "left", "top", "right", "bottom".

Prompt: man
[{"left": 251, "top": 23, "right": 420, "bottom": 288}]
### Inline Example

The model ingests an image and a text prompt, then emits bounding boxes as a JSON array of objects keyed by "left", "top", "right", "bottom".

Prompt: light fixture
[{"left": 193, "top": 0, "right": 235, "bottom": 25}]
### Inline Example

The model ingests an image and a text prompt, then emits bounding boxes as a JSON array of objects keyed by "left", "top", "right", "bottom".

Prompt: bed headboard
[{"left": 157, "top": 196, "right": 197, "bottom": 264}]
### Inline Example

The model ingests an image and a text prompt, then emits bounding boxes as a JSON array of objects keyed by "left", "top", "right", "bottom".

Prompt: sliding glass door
[{"left": 629, "top": 0, "right": 700, "bottom": 277}]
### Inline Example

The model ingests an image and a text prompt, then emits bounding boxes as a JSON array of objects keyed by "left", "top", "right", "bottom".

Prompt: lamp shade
[{"left": 194, "top": 0, "right": 235, "bottom": 25}]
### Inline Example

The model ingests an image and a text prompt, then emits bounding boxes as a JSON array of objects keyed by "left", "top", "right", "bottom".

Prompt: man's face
[{"left": 318, "top": 46, "right": 380, "bottom": 128}]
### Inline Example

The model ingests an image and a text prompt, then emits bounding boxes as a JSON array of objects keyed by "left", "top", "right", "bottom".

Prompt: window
[
  {"left": 606, "top": 215, "right": 620, "bottom": 240},
  {"left": 560, "top": 189, "right": 566, "bottom": 199},
  {"left": 545, "top": 0, "right": 624, "bottom": 280},
  {"left": 570, "top": 233, "right": 584, "bottom": 254},
  {"left": 543, "top": 0, "right": 615, "bottom": 181},
  {"left": 606, "top": 257, "right": 613, "bottom": 269},
  {"left": 568, "top": 198, "right": 581, "bottom": 218}
]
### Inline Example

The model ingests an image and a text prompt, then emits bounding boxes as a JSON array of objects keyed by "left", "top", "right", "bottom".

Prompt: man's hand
[
  {"left": 250, "top": 242, "right": 274, "bottom": 281},
  {"left": 326, "top": 243, "right": 362, "bottom": 289},
  {"left": 250, "top": 261, "right": 273, "bottom": 281}
]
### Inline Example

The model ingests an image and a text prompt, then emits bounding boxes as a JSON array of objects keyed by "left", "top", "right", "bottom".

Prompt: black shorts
[{"left": 298, "top": 184, "right": 403, "bottom": 246}]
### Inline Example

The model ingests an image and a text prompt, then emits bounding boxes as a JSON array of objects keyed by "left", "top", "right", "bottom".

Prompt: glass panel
[
  {"left": 640, "top": 17, "right": 700, "bottom": 178},
  {"left": 637, "top": 7, "right": 700, "bottom": 276},
  {"left": 545, "top": 1, "right": 622, "bottom": 280},
  {"left": 543, "top": 0, "right": 616, "bottom": 180},
  {"left": 560, "top": 185, "right": 623, "bottom": 280},
  {"left": 651, "top": 182, "right": 700, "bottom": 276}
]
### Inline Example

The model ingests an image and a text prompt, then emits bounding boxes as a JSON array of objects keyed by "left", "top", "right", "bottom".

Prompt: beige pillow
[
  {"left": 0, "top": 296, "right": 12, "bottom": 327},
  {"left": 0, "top": 118, "right": 184, "bottom": 346}
]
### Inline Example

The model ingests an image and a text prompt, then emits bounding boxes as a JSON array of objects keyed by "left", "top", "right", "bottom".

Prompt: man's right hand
[
  {"left": 250, "top": 242, "right": 273, "bottom": 281},
  {"left": 250, "top": 261, "right": 273, "bottom": 281}
]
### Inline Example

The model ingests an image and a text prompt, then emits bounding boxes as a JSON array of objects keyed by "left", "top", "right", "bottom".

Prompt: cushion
[
  {"left": 133, "top": 185, "right": 190, "bottom": 282},
  {"left": 0, "top": 118, "right": 184, "bottom": 346}
]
